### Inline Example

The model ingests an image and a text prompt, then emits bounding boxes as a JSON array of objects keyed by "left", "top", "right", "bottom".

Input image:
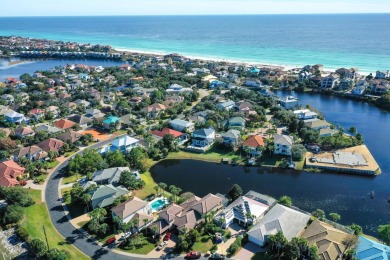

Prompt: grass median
[{"left": 22, "top": 190, "right": 89, "bottom": 260}]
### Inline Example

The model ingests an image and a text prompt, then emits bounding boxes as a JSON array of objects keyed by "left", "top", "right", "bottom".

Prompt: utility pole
[{"left": 43, "top": 225, "right": 50, "bottom": 250}]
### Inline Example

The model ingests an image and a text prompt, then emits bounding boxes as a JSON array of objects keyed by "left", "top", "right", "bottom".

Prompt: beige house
[{"left": 301, "top": 219, "right": 356, "bottom": 260}]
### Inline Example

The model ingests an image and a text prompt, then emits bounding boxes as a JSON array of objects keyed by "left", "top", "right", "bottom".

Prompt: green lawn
[
  {"left": 258, "top": 153, "right": 285, "bottom": 166},
  {"left": 118, "top": 234, "right": 156, "bottom": 255},
  {"left": 120, "top": 242, "right": 155, "bottom": 255},
  {"left": 22, "top": 190, "right": 88, "bottom": 260},
  {"left": 133, "top": 171, "right": 157, "bottom": 199},
  {"left": 61, "top": 187, "right": 86, "bottom": 218},
  {"left": 167, "top": 145, "right": 245, "bottom": 164},
  {"left": 294, "top": 158, "right": 305, "bottom": 171},
  {"left": 47, "top": 160, "right": 60, "bottom": 169},
  {"left": 62, "top": 174, "right": 80, "bottom": 185},
  {"left": 192, "top": 236, "right": 214, "bottom": 253}
]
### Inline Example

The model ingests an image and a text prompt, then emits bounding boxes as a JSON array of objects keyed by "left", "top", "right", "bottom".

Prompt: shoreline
[{"left": 115, "top": 47, "right": 372, "bottom": 75}]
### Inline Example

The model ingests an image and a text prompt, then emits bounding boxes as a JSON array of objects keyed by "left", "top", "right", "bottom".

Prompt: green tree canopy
[
  {"left": 278, "top": 195, "right": 293, "bottom": 206},
  {"left": 28, "top": 238, "right": 48, "bottom": 258},
  {"left": 329, "top": 212, "right": 341, "bottom": 222},
  {"left": 3, "top": 204, "right": 24, "bottom": 224},
  {"left": 119, "top": 171, "right": 145, "bottom": 190},
  {"left": 378, "top": 224, "right": 390, "bottom": 245},
  {"left": 0, "top": 186, "right": 34, "bottom": 207},
  {"left": 67, "top": 149, "right": 107, "bottom": 176},
  {"left": 227, "top": 184, "right": 243, "bottom": 201},
  {"left": 291, "top": 144, "right": 307, "bottom": 161},
  {"left": 46, "top": 248, "right": 69, "bottom": 260}
]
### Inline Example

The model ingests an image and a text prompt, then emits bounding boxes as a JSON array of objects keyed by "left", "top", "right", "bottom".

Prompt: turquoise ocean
[{"left": 0, "top": 14, "right": 389, "bottom": 73}]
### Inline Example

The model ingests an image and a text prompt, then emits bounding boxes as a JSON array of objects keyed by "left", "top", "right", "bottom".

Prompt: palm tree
[
  {"left": 268, "top": 231, "right": 288, "bottom": 259},
  {"left": 153, "top": 185, "right": 160, "bottom": 196},
  {"left": 169, "top": 185, "right": 181, "bottom": 203},
  {"left": 158, "top": 182, "right": 167, "bottom": 196},
  {"left": 88, "top": 208, "right": 107, "bottom": 224},
  {"left": 142, "top": 218, "right": 149, "bottom": 233},
  {"left": 150, "top": 225, "right": 159, "bottom": 241},
  {"left": 144, "top": 135, "right": 155, "bottom": 149},
  {"left": 82, "top": 193, "right": 91, "bottom": 212}
]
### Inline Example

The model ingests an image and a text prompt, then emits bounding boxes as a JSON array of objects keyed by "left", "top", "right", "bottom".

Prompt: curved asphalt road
[{"left": 45, "top": 136, "right": 185, "bottom": 260}]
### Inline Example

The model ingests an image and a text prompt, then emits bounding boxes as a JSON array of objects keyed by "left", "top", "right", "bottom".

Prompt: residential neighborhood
[{"left": 0, "top": 35, "right": 388, "bottom": 260}]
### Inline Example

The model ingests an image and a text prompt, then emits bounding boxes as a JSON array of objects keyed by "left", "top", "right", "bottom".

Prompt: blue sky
[{"left": 2, "top": 0, "right": 390, "bottom": 16}]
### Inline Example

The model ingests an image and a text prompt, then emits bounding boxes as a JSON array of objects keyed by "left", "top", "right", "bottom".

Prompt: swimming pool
[{"left": 150, "top": 198, "right": 169, "bottom": 212}]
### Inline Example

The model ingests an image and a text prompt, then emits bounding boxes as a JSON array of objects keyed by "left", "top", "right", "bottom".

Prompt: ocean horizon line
[{"left": 1, "top": 13, "right": 390, "bottom": 18}]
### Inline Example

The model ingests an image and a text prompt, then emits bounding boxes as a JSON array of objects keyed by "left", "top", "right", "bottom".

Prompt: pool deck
[
  {"left": 148, "top": 197, "right": 169, "bottom": 212},
  {"left": 305, "top": 145, "right": 381, "bottom": 175}
]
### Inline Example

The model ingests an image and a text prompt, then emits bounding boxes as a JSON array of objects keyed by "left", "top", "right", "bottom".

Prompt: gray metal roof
[{"left": 248, "top": 204, "right": 310, "bottom": 242}]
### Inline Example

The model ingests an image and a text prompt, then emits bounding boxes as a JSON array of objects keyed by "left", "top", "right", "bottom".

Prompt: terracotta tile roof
[
  {"left": 28, "top": 108, "right": 45, "bottom": 115},
  {"left": 144, "top": 103, "right": 166, "bottom": 112},
  {"left": 15, "top": 126, "right": 34, "bottom": 136},
  {"left": 243, "top": 135, "right": 265, "bottom": 148},
  {"left": 54, "top": 119, "right": 75, "bottom": 130},
  {"left": 38, "top": 138, "right": 64, "bottom": 152},
  {"left": 151, "top": 128, "right": 183, "bottom": 138},
  {"left": 0, "top": 160, "right": 25, "bottom": 187}
]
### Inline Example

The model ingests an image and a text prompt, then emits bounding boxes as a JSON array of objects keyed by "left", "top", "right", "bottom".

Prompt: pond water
[
  {"left": 152, "top": 91, "right": 390, "bottom": 236},
  {"left": 0, "top": 58, "right": 125, "bottom": 81}
]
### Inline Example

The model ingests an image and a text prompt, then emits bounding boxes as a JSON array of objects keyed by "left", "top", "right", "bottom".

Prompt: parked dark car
[{"left": 209, "top": 253, "right": 225, "bottom": 260}]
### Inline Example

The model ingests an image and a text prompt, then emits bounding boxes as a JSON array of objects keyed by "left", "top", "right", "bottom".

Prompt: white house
[
  {"left": 298, "top": 71, "right": 312, "bottom": 82},
  {"left": 216, "top": 191, "right": 276, "bottom": 228},
  {"left": 274, "top": 134, "right": 293, "bottom": 156},
  {"left": 351, "top": 80, "right": 368, "bottom": 96},
  {"left": 247, "top": 204, "right": 311, "bottom": 246},
  {"left": 166, "top": 84, "right": 193, "bottom": 94},
  {"left": 111, "top": 135, "right": 139, "bottom": 153},
  {"left": 170, "top": 119, "right": 195, "bottom": 132},
  {"left": 293, "top": 109, "right": 318, "bottom": 121},
  {"left": 279, "top": 96, "right": 298, "bottom": 109}
]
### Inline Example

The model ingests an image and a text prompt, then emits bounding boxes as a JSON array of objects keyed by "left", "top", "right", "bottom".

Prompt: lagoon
[
  {"left": 0, "top": 58, "right": 125, "bottom": 81},
  {"left": 151, "top": 91, "right": 390, "bottom": 237}
]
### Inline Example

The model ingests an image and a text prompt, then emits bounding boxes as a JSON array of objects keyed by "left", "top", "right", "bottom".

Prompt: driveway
[{"left": 234, "top": 242, "right": 264, "bottom": 260}]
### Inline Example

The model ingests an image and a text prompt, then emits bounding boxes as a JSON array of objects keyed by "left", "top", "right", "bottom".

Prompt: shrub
[
  {"left": 28, "top": 238, "right": 47, "bottom": 258},
  {"left": 46, "top": 248, "right": 69, "bottom": 260},
  {"left": 3, "top": 205, "right": 24, "bottom": 224},
  {"left": 16, "top": 225, "right": 29, "bottom": 241},
  {"left": 228, "top": 242, "right": 240, "bottom": 255},
  {"left": 0, "top": 186, "right": 34, "bottom": 207},
  {"left": 210, "top": 244, "right": 218, "bottom": 253}
]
